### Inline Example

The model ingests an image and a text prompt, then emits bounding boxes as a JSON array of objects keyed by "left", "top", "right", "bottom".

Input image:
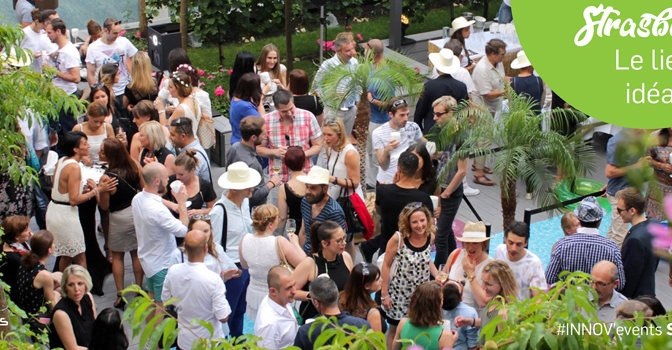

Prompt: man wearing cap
[
  {"left": 616, "top": 187, "right": 658, "bottom": 299},
  {"left": 413, "top": 48, "right": 469, "bottom": 135},
  {"left": 546, "top": 196, "right": 625, "bottom": 289},
  {"left": 590, "top": 260, "right": 627, "bottom": 323},
  {"left": 296, "top": 166, "right": 347, "bottom": 254},
  {"left": 365, "top": 38, "right": 388, "bottom": 190},
  {"left": 313, "top": 35, "right": 359, "bottom": 136},
  {"left": 210, "top": 162, "right": 259, "bottom": 337}
]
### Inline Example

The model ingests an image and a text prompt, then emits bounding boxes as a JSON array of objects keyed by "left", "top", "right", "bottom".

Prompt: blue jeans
[
  {"left": 498, "top": 2, "right": 513, "bottom": 23},
  {"left": 225, "top": 265, "right": 249, "bottom": 338},
  {"left": 434, "top": 184, "right": 463, "bottom": 267},
  {"left": 33, "top": 182, "right": 48, "bottom": 230}
]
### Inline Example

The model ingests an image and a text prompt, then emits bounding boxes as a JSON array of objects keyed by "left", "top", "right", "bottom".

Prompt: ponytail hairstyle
[
  {"left": 98, "top": 63, "right": 119, "bottom": 95},
  {"left": 339, "top": 262, "right": 380, "bottom": 318},
  {"left": 174, "top": 149, "right": 199, "bottom": 171},
  {"left": 309, "top": 220, "right": 341, "bottom": 254},
  {"left": 21, "top": 230, "right": 54, "bottom": 270},
  {"left": 30, "top": 8, "right": 42, "bottom": 22}
]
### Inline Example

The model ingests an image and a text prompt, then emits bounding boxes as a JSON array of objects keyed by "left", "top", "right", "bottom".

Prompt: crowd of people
[{"left": 2, "top": 4, "right": 670, "bottom": 349}]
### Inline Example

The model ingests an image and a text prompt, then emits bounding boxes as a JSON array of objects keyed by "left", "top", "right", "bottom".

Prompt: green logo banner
[{"left": 514, "top": 1, "right": 672, "bottom": 128}]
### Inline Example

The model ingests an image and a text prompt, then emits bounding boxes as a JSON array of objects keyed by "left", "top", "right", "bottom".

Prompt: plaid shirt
[
  {"left": 546, "top": 228, "right": 625, "bottom": 290},
  {"left": 264, "top": 108, "right": 322, "bottom": 183}
]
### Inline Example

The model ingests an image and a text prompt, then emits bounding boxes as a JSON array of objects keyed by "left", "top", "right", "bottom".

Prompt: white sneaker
[{"left": 464, "top": 186, "right": 480, "bottom": 197}]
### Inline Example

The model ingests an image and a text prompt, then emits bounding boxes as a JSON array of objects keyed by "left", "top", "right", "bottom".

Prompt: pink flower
[
  {"left": 414, "top": 67, "right": 420, "bottom": 72},
  {"left": 346, "top": 25, "right": 352, "bottom": 30},
  {"left": 136, "top": 31, "right": 142, "bottom": 38},
  {"left": 407, "top": 346, "right": 424, "bottom": 350},
  {"left": 197, "top": 69, "right": 205, "bottom": 76},
  {"left": 119, "top": 30, "right": 126, "bottom": 37},
  {"left": 317, "top": 39, "right": 321, "bottom": 44},
  {"left": 151, "top": 72, "right": 156, "bottom": 77},
  {"left": 207, "top": 74, "right": 215, "bottom": 80},
  {"left": 228, "top": 69, "right": 233, "bottom": 76},
  {"left": 356, "top": 33, "right": 363, "bottom": 41},
  {"left": 648, "top": 195, "right": 672, "bottom": 250},
  {"left": 219, "top": 67, "right": 225, "bottom": 72},
  {"left": 198, "top": 81, "right": 205, "bottom": 87},
  {"left": 214, "top": 86, "right": 225, "bottom": 97}
]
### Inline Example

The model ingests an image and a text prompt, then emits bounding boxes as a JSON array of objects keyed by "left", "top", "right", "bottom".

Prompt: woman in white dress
[
  {"left": 238, "top": 204, "right": 305, "bottom": 320},
  {"left": 46, "top": 131, "right": 116, "bottom": 271},
  {"left": 321, "top": 117, "right": 363, "bottom": 257},
  {"left": 165, "top": 71, "right": 200, "bottom": 137}
]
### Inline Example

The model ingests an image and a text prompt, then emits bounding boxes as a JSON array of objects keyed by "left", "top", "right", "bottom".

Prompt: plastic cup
[
  {"left": 442, "top": 320, "right": 451, "bottom": 332},
  {"left": 390, "top": 132, "right": 401, "bottom": 142},
  {"left": 430, "top": 195, "right": 439, "bottom": 209},
  {"left": 170, "top": 180, "right": 183, "bottom": 193}
]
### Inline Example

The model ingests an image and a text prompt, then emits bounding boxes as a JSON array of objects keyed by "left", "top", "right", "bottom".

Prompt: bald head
[
  {"left": 367, "top": 39, "right": 384, "bottom": 57},
  {"left": 184, "top": 229, "right": 208, "bottom": 260},
  {"left": 591, "top": 260, "right": 618, "bottom": 281},
  {"left": 142, "top": 162, "right": 167, "bottom": 193},
  {"left": 267, "top": 265, "right": 291, "bottom": 290}
]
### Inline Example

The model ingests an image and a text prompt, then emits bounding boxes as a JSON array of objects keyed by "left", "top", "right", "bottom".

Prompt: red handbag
[{"left": 337, "top": 179, "right": 375, "bottom": 240}]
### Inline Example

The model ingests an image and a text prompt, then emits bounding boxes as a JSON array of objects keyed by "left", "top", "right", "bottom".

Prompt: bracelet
[
  {"left": 268, "top": 181, "right": 275, "bottom": 189},
  {"left": 381, "top": 295, "right": 389, "bottom": 300},
  {"left": 158, "top": 109, "right": 166, "bottom": 114},
  {"left": 472, "top": 318, "right": 476, "bottom": 327},
  {"left": 332, "top": 177, "right": 339, "bottom": 185}
]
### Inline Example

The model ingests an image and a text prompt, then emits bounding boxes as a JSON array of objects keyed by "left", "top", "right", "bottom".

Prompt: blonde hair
[
  {"left": 561, "top": 212, "right": 577, "bottom": 234},
  {"left": 482, "top": 260, "right": 518, "bottom": 302},
  {"left": 398, "top": 203, "right": 435, "bottom": 238},
  {"left": 251, "top": 204, "right": 279, "bottom": 232},
  {"left": 61, "top": 264, "right": 93, "bottom": 297},
  {"left": 128, "top": 52, "right": 157, "bottom": 96},
  {"left": 139, "top": 121, "right": 167, "bottom": 151},
  {"left": 98, "top": 63, "right": 118, "bottom": 94},
  {"left": 432, "top": 95, "right": 458, "bottom": 110},
  {"left": 323, "top": 118, "right": 349, "bottom": 152},
  {"left": 256, "top": 43, "right": 282, "bottom": 80}
]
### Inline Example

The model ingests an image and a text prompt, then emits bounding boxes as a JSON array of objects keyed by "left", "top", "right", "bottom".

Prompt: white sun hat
[
  {"left": 510, "top": 50, "right": 532, "bottom": 69},
  {"left": 449, "top": 16, "right": 475, "bottom": 36},
  {"left": 456, "top": 221, "right": 490, "bottom": 243},
  {"left": 1, "top": 47, "right": 33, "bottom": 67},
  {"left": 296, "top": 166, "right": 330, "bottom": 185},
  {"left": 217, "top": 162, "right": 261, "bottom": 190},
  {"left": 428, "top": 48, "right": 461, "bottom": 75}
]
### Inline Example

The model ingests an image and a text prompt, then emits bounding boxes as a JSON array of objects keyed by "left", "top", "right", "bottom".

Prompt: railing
[
  {"left": 523, "top": 189, "right": 607, "bottom": 226},
  {"left": 461, "top": 194, "right": 492, "bottom": 253}
]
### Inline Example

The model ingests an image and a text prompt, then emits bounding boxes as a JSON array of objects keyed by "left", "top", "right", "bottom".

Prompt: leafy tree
[{"left": 316, "top": 52, "right": 425, "bottom": 186}]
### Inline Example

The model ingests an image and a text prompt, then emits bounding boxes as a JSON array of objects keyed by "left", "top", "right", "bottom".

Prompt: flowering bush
[
  {"left": 124, "top": 30, "right": 147, "bottom": 52},
  {"left": 199, "top": 66, "right": 231, "bottom": 117}
]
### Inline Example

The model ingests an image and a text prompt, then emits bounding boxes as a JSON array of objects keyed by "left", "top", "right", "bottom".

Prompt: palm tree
[
  {"left": 435, "top": 86, "right": 595, "bottom": 228},
  {"left": 315, "top": 52, "right": 426, "bottom": 186}
]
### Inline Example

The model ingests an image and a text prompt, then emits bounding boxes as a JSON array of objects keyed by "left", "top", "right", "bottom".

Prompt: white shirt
[
  {"left": 254, "top": 295, "right": 298, "bottom": 350},
  {"left": 52, "top": 42, "right": 80, "bottom": 95},
  {"left": 21, "top": 26, "right": 53, "bottom": 72},
  {"left": 162, "top": 261, "right": 231, "bottom": 350},
  {"left": 210, "top": 195, "right": 253, "bottom": 263},
  {"left": 372, "top": 121, "right": 423, "bottom": 183},
  {"left": 448, "top": 250, "right": 494, "bottom": 314},
  {"left": 85, "top": 37, "right": 138, "bottom": 96},
  {"left": 170, "top": 244, "right": 237, "bottom": 276},
  {"left": 132, "top": 190, "right": 188, "bottom": 277},
  {"left": 18, "top": 112, "right": 49, "bottom": 152},
  {"left": 494, "top": 244, "right": 548, "bottom": 300},
  {"left": 472, "top": 57, "right": 506, "bottom": 114}
]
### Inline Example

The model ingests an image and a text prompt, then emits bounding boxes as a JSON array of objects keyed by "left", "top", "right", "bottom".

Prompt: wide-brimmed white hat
[
  {"left": 511, "top": 50, "right": 532, "bottom": 69},
  {"left": 449, "top": 16, "right": 475, "bottom": 36},
  {"left": 217, "top": 162, "right": 261, "bottom": 190},
  {"left": 1, "top": 47, "right": 33, "bottom": 67},
  {"left": 429, "top": 49, "right": 461, "bottom": 75},
  {"left": 296, "top": 166, "right": 330, "bottom": 185},
  {"left": 456, "top": 221, "right": 490, "bottom": 243}
]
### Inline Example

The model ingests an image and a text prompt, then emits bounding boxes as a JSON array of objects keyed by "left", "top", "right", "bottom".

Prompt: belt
[{"left": 51, "top": 199, "right": 71, "bottom": 206}]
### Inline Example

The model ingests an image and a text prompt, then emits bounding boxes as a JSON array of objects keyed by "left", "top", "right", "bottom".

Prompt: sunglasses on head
[
  {"left": 392, "top": 99, "right": 408, "bottom": 109},
  {"left": 190, "top": 214, "right": 211, "bottom": 220},
  {"left": 404, "top": 202, "right": 423, "bottom": 210}
]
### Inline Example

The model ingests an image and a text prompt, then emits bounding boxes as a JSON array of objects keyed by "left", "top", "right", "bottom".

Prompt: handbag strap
[{"left": 276, "top": 236, "right": 289, "bottom": 266}]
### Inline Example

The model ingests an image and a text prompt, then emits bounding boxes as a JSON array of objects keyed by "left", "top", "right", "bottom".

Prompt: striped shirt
[
  {"left": 301, "top": 197, "right": 346, "bottom": 253},
  {"left": 546, "top": 228, "right": 625, "bottom": 290},
  {"left": 372, "top": 121, "right": 423, "bottom": 183}
]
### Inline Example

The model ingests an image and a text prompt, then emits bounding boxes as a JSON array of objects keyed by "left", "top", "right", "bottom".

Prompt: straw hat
[
  {"left": 510, "top": 50, "right": 532, "bottom": 69},
  {"left": 456, "top": 221, "right": 490, "bottom": 242},
  {"left": 1, "top": 47, "right": 33, "bottom": 67},
  {"left": 574, "top": 196, "right": 606, "bottom": 222},
  {"left": 217, "top": 162, "right": 261, "bottom": 190},
  {"left": 449, "top": 16, "right": 475, "bottom": 36},
  {"left": 428, "top": 48, "right": 461, "bottom": 75},
  {"left": 296, "top": 166, "right": 330, "bottom": 185}
]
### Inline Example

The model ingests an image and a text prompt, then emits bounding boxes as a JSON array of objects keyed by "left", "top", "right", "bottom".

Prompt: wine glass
[
  {"left": 286, "top": 219, "right": 296, "bottom": 236},
  {"left": 437, "top": 264, "right": 449, "bottom": 284}
]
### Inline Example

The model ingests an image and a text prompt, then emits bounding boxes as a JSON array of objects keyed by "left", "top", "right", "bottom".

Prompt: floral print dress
[{"left": 387, "top": 234, "right": 432, "bottom": 321}]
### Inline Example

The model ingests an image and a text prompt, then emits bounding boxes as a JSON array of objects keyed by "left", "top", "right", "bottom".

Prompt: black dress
[
  {"left": 284, "top": 183, "right": 304, "bottom": 234},
  {"left": 16, "top": 262, "right": 47, "bottom": 315},
  {"left": 49, "top": 294, "right": 95, "bottom": 348},
  {"left": 299, "top": 252, "right": 350, "bottom": 320},
  {"left": 140, "top": 147, "right": 173, "bottom": 167},
  {"left": 79, "top": 197, "right": 111, "bottom": 296},
  {"left": 0, "top": 249, "right": 23, "bottom": 302},
  {"left": 165, "top": 175, "right": 216, "bottom": 245}
]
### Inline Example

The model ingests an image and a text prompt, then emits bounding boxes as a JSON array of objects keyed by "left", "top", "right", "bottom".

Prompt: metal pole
[
  {"left": 485, "top": 223, "right": 491, "bottom": 254},
  {"left": 389, "top": 0, "right": 402, "bottom": 50},
  {"left": 319, "top": 5, "right": 325, "bottom": 64},
  {"left": 523, "top": 208, "right": 532, "bottom": 226}
]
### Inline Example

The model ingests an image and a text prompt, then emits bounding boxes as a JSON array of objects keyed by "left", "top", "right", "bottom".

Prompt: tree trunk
[
  {"left": 139, "top": 0, "right": 148, "bottom": 39},
  {"left": 501, "top": 177, "right": 517, "bottom": 229},
  {"left": 180, "top": 0, "right": 188, "bottom": 50},
  {"left": 284, "top": 0, "right": 293, "bottom": 74},
  {"left": 354, "top": 92, "right": 371, "bottom": 188},
  {"left": 0, "top": 290, "right": 10, "bottom": 337}
]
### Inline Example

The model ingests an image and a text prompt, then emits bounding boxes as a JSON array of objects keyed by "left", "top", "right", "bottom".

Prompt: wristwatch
[
  {"left": 467, "top": 275, "right": 476, "bottom": 282},
  {"left": 332, "top": 177, "right": 339, "bottom": 185}
]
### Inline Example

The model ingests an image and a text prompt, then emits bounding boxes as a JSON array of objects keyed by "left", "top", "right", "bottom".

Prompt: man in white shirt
[
  {"left": 85, "top": 17, "right": 138, "bottom": 99},
  {"left": 255, "top": 266, "right": 298, "bottom": 349},
  {"left": 494, "top": 221, "right": 547, "bottom": 300},
  {"left": 162, "top": 229, "right": 231, "bottom": 350},
  {"left": 372, "top": 96, "right": 424, "bottom": 184},
  {"left": 45, "top": 18, "right": 80, "bottom": 95},
  {"left": 313, "top": 36, "right": 359, "bottom": 136},
  {"left": 20, "top": 9, "right": 54, "bottom": 72},
  {"left": 132, "top": 162, "right": 189, "bottom": 305}
]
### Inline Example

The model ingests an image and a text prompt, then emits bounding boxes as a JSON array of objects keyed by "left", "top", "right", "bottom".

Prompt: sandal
[
  {"left": 472, "top": 164, "right": 493, "bottom": 174},
  {"left": 473, "top": 175, "right": 495, "bottom": 186},
  {"left": 114, "top": 292, "right": 126, "bottom": 310}
]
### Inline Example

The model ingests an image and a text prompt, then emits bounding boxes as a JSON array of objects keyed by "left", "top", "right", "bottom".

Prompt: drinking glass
[
  {"left": 437, "top": 264, "right": 449, "bottom": 284},
  {"left": 286, "top": 219, "right": 297, "bottom": 236}
]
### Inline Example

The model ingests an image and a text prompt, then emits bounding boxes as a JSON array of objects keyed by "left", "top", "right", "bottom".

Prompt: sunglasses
[
  {"left": 361, "top": 261, "right": 370, "bottom": 283},
  {"left": 391, "top": 98, "right": 408, "bottom": 109},
  {"left": 191, "top": 214, "right": 211, "bottom": 220},
  {"left": 171, "top": 117, "right": 192, "bottom": 127},
  {"left": 114, "top": 20, "right": 122, "bottom": 25},
  {"left": 91, "top": 82, "right": 105, "bottom": 88},
  {"left": 433, "top": 111, "right": 448, "bottom": 117},
  {"left": 404, "top": 202, "right": 423, "bottom": 210}
]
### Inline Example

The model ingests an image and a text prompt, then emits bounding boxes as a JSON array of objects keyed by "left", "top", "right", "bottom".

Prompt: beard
[
  {"left": 305, "top": 189, "right": 326, "bottom": 204},
  {"left": 157, "top": 179, "right": 168, "bottom": 196}
]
